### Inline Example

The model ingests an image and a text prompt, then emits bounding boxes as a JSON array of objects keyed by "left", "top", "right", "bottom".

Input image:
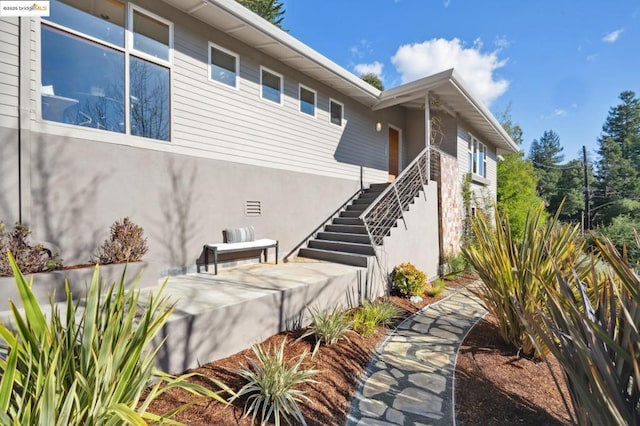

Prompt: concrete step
[
  {"left": 368, "top": 183, "right": 390, "bottom": 191},
  {"left": 308, "top": 239, "right": 375, "bottom": 256},
  {"left": 325, "top": 224, "right": 368, "bottom": 234},
  {"left": 345, "top": 203, "right": 368, "bottom": 212},
  {"left": 316, "top": 231, "right": 372, "bottom": 245},
  {"left": 298, "top": 247, "right": 370, "bottom": 268},
  {"left": 353, "top": 197, "right": 376, "bottom": 205},
  {"left": 340, "top": 210, "right": 363, "bottom": 218},
  {"left": 333, "top": 217, "right": 364, "bottom": 226}
]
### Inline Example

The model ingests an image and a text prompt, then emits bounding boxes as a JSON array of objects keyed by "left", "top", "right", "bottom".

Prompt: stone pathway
[{"left": 346, "top": 284, "right": 486, "bottom": 426}]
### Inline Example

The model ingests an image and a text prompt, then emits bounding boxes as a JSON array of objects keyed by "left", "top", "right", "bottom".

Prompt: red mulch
[
  {"left": 455, "top": 314, "right": 574, "bottom": 425},
  {"left": 147, "top": 273, "right": 573, "bottom": 425}
]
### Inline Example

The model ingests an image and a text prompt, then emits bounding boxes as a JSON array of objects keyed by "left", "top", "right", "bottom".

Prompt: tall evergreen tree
[
  {"left": 548, "top": 159, "right": 587, "bottom": 222},
  {"left": 596, "top": 91, "right": 640, "bottom": 202},
  {"left": 528, "top": 130, "right": 564, "bottom": 206},
  {"left": 498, "top": 103, "right": 524, "bottom": 145},
  {"left": 236, "top": 0, "right": 286, "bottom": 29},
  {"left": 360, "top": 73, "right": 384, "bottom": 91}
]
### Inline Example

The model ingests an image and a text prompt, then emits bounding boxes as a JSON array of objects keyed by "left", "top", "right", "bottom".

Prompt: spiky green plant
[
  {"left": 352, "top": 300, "right": 404, "bottom": 337},
  {"left": 425, "top": 279, "right": 446, "bottom": 297},
  {"left": 463, "top": 204, "right": 590, "bottom": 357},
  {"left": 0, "top": 251, "right": 230, "bottom": 425},
  {"left": 298, "top": 305, "right": 352, "bottom": 356},
  {"left": 234, "top": 339, "right": 318, "bottom": 426},
  {"left": 516, "top": 234, "right": 640, "bottom": 425}
]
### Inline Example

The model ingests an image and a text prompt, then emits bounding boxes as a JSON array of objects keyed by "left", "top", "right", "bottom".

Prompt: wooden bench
[{"left": 203, "top": 226, "right": 278, "bottom": 275}]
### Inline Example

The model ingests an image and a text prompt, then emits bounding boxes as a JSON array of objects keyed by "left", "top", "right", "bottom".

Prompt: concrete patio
[{"left": 145, "top": 259, "right": 385, "bottom": 373}]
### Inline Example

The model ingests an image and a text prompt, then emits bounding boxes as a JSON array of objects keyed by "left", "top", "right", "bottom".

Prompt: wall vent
[{"left": 245, "top": 200, "right": 262, "bottom": 217}]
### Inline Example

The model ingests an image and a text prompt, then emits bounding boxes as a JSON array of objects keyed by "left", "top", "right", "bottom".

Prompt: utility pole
[{"left": 583, "top": 146, "right": 591, "bottom": 231}]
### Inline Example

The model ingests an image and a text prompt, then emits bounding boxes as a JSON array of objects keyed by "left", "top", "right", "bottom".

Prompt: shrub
[
  {"left": 425, "top": 279, "right": 446, "bottom": 297},
  {"left": 392, "top": 262, "right": 426, "bottom": 297},
  {"left": 463, "top": 205, "right": 590, "bottom": 358},
  {"left": 0, "top": 252, "right": 230, "bottom": 424},
  {"left": 299, "top": 305, "right": 352, "bottom": 355},
  {"left": 352, "top": 300, "right": 404, "bottom": 337},
  {"left": 442, "top": 251, "right": 468, "bottom": 279},
  {"left": 516, "top": 235, "right": 640, "bottom": 425},
  {"left": 91, "top": 217, "right": 148, "bottom": 264},
  {"left": 590, "top": 214, "right": 640, "bottom": 265},
  {"left": 234, "top": 339, "right": 318, "bottom": 426},
  {"left": 0, "top": 222, "right": 63, "bottom": 276}
]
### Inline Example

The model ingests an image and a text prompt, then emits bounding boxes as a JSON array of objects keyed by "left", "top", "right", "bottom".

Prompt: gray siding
[
  {"left": 0, "top": 18, "right": 19, "bottom": 129},
  {"left": 456, "top": 122, "right": 498, "bottom": 210},
  {"left": 27, "top": 0, "right": 388, "bottom": 184}
]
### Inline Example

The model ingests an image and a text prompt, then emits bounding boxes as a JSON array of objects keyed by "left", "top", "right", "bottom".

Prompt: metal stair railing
[{"left": 359, "top": 146, "right": 431, "bottom": 246}]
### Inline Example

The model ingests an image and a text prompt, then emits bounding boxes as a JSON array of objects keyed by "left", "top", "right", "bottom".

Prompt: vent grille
[{"left": 245, "top": 200, "right": 262, "bottom": 217}]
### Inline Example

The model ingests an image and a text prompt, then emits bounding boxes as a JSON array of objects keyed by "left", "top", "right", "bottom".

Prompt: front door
[{"left": 388, "top": 127, "right": 400, "bottom": 182}]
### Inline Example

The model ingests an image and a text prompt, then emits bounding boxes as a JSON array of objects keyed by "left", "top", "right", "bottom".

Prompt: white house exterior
[{"left": 0, "top": 0, "right": 518, "bottom": 281}]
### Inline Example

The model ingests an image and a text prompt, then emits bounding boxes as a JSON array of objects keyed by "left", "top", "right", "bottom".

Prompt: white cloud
[
  {"left": 444, "top": 0, "right": 451, "bottom": 7},
  {"left": 494, "top": 35, "right": 511, "bottom": 50},
  {"left": 587, "top": 53, "right": 599, "bottom": 61},
  {"left": 554, "top": 109, "right": 567, "bottom": 117},
  {"left": 603, "top": 28, "right": 623, "bottom": 43},
  {"left": 354, "top": 61, "right": 384, "bottom": 77},
  {"left": 350, "top": 39, "right": 373, "bottom": 59},
  {"left": 390, "top": 38, "right": 509, "bottom": 106}
]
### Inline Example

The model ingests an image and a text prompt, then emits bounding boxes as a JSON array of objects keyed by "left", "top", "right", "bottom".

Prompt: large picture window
[{"left": 41, "top": 0, "right": 172, "bottom": 141}]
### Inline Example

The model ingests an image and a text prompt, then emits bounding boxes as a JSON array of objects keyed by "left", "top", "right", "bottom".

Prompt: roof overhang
[
  {"left": 159, "top": 0, "right": 381, "bottom": 107},
  {"left": 375, "top": 69, "right": 518, "bottom": 153}
]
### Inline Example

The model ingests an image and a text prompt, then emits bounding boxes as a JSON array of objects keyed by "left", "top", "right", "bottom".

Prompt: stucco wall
[
  {"left": 0, "top": 128, "right": 20, "bottom": 224},
  {"left": 23, "top": 132, "right": 367, "bottom": 277},
  {"left": 376, "top": 182, "right": 440, "bottom": 280}
]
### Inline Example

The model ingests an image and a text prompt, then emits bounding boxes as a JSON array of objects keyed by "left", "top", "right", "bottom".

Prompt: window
[
  {"left": 209, "top": 43, "right": 238, "bottom": 88},
  {"left": 41, "top": 0, "right": 172, "bottom": 141},
  {"left": 330, "top": 99, "right": 343, "bottom": 126},
  {"left": 299, "top": 85, "right": 316, "bottom": 117},
  {"left": 468, "top": 135, "right": 487, "bottom": 178},
  {"left": 261, "top": 67, "right": 282, "bottom": 104}
]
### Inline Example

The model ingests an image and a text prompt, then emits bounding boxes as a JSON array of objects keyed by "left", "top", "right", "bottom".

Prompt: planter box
[{"left": 0, "top": 261, "right": 156, "bottom": 310}]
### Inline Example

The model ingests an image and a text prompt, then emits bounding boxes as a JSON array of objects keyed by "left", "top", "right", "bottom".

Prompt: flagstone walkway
[{"left": 346, "top": 284, "right": 486, "bottom": 425}]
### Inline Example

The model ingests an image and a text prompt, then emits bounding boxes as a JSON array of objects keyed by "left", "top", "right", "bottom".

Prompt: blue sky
[{"left": 283, "top": 0, "right": 639, "bottom": 162}]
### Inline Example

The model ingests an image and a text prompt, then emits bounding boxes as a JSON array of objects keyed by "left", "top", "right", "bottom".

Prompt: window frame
[
  {"left": 468, "top": 134, "right": 488, "bottom": 179},
  {"left": 128, "top": 3, "right": 173, "bottom": 66},
  {"left": 298, "top": 84, "right": 316, "bottom": 117},
  {"left": 329, "top": 98, "right": 344, "bottom": 127},
  {"left": 208, "top": 42, "right": 239, "bottom": 89},
  {"left": 40, "top": 0, "right": 173, "bottom": 142},
  {"left": 260, "top": 66, "right": 283, "bottom": 105}
]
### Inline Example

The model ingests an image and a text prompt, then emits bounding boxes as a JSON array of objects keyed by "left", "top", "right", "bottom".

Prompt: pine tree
[
  {"left": 548, "top": 159, "right": 586, "bottom": 222},
  {"left": 236, "top": 0, "right": 286, "bottom": 29},
  {"left": 596, "top": 91, "right": 640, "bottom": 203},
  {"left": 528, "top": 130, "right": 564, "bottom": 207},
  {"left": 360, "top": 73, "right": 384, "bottom": 91}
]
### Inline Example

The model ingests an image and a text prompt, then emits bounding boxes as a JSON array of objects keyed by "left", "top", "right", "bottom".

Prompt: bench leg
[
  {"left": 276, "top": 243, "right": 279, "bottom": 264},
  {"left": 204, "top": 246, "right": 209, "bottom": 272},
  {"left": 214, "top": 248, "right": 218, "bottom": 275}
]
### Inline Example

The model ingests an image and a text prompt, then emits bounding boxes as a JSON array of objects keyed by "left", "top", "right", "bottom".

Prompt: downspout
[{"left": 17, "top": 17, "right": 22, "bottom": 223}]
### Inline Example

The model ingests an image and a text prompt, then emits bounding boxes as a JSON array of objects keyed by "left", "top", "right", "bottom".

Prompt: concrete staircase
[{"left": 298, "top": 183, "right": 390, "bottom": 267}]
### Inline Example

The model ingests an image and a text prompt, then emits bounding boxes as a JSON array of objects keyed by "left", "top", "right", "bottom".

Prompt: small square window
[
  {"left": 261, "top": 67, "right": 282, "bottom": 104},
  {"left": 209, "top": 43, "right": 238, "bottom": 87},
  {"left": 299, "top": 85, "right": 315, "bottom": 116},
  {"left": 330, "top": 99, "right": 343, "bottom": 126}
]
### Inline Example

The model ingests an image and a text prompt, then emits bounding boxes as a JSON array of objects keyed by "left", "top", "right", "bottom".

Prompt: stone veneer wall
[{"left": 438, "top": 151, "right": 463, "bottom": 255}]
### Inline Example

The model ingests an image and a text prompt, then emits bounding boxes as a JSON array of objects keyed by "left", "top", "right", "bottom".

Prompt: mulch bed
[
  {"left": 149, "top": 273, "right": 575, "bottom": 425},
  {"left": 455, "top": 314, "right": 574, "bottom": 425}
]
